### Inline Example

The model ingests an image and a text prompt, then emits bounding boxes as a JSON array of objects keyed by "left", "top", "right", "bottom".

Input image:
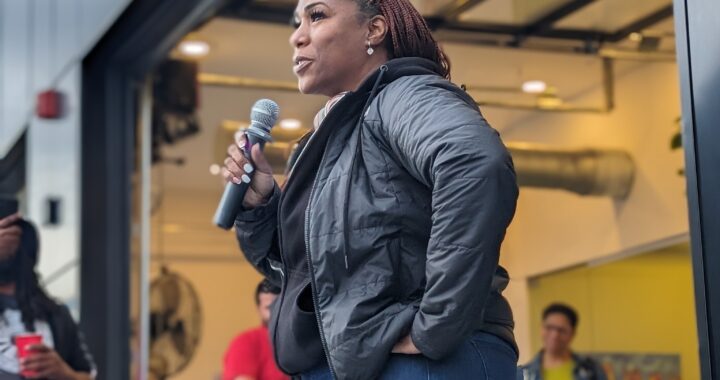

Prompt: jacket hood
[{"left": 355, "top": 57, "right": 444, "bottom": 95}]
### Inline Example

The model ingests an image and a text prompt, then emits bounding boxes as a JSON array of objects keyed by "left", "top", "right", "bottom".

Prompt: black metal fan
[{"left": 149, "top": 267, "right": 202, "bottom": 379}]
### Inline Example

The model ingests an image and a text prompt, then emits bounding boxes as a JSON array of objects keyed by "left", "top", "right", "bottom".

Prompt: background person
[
  {"left": 0, "top": 205, "right": 95, "bottom": 380},
  {"left": 222, "top": 280, "right": 287, "bottom": 380},
  {"left": 521, "top": 303, "right": 606, "bottom": 380}
]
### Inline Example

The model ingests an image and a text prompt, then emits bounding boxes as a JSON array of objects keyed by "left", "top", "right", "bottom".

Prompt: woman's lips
[{"left": 294, "top": 59, "right": 312, "bottom": 75}]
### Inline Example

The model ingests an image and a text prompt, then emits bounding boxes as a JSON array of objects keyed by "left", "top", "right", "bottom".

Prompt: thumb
[{"left": 250, "top": 144, "right": 273, "bottom": 175}]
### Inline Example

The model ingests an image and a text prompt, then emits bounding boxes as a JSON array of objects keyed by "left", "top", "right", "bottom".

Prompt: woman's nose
[{"left": 290, "top": 23, "right": 309, "bottom": 48}]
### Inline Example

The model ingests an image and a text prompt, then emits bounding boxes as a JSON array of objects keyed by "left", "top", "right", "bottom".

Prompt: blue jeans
[{"left": 300, "top": 332, "right": 518, "bottom": 380}]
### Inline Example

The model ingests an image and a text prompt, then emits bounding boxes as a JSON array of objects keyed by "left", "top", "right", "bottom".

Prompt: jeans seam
[
  {"left": 475, "top": 335, "right": 519, "bottom": 362},
  {"left": 470, "top": 340, "right": 490, "bottom": 379},
  {"left": 425, "top": 356, "right": 430, "bottom": 380}
]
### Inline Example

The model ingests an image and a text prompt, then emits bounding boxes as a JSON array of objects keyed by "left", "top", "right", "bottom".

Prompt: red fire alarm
[{"left": 36, "top": 89, "right": 63, "bottom": 119}]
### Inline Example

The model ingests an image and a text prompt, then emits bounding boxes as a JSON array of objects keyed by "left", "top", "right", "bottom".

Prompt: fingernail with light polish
[
  {"left": 243, "top": 163, "right": 254, "bottom": 173},
  {"left": 241, "top": 174, "right": 251, "bottom": 183}
]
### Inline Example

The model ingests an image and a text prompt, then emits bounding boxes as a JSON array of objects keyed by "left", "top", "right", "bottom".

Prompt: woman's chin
[{"left": 297, "top": 79, "right": 317, "bottom": 95}]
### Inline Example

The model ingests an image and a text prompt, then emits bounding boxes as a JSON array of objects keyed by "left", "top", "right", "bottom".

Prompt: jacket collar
[{"left": 352, "top": 57, "right": 444, "bottom": 96}]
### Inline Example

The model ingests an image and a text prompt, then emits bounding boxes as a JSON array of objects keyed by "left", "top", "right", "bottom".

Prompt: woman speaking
[{"left": 222, "top": 0, "right": 519, "bottom": 377}]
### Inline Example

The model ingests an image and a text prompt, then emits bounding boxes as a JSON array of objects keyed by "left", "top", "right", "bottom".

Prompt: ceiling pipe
[
  {"left": 597, "top": 48, "right": 676, "bottom": 62},
  {"left": 198, "top": 72, "right": 524, "bottom": 94},
  {"left": 198, "top": 73, "right": 298, "bottom": 92},
  {"left": 506, "top": 143, "right": 635, "bottom": 199},
  {"left": 199, "top": 58, "right": 615, "bottom": 114}
]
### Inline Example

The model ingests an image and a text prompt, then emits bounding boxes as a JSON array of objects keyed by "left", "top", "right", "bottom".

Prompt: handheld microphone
[{"left": 214, "top": 99, "right": 279, "bottom": 229}]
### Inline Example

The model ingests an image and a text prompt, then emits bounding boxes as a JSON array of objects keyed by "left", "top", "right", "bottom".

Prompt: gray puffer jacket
[{"left": 235, "top": 58, "right": 518, "bottom": 380}]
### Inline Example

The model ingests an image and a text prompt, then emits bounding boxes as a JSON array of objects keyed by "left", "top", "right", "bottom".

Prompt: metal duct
[{"left": 507, "top": 143, "right": 635, "bottom": 199}]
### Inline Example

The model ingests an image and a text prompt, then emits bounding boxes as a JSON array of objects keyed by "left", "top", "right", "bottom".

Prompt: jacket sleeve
[
  {"left": 56, "top": 306, "right": 97, "bottom": 376},
  {"left": 234, "top": 184, "right": 284, "bottom": 286},
  {"left": 376, "top": 78, "right": 518, "bottom": 359}
]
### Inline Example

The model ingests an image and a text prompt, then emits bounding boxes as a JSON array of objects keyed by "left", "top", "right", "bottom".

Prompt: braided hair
[
  {"left": 356, "top": 0, "right": 451, "bottom": 79},
  {"left": 0, "top": 221, "right": 58, "bottom": 332}
]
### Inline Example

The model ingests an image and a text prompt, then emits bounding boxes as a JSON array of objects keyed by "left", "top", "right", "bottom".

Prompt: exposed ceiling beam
[
  {"left": 436, "top": 0, "right": 488, "bottom": 22},
  {"left": 520, "top": 0, "right": 597, "bottom": 39},
  {"left": 442, "top": 21, "right": 608, "bottom": 42},
  {"left": 216, "top": 0, "right": 635, "bottom": 48},
  {"left": 218, "top": 2, "right": 294, "bottom": 25},
  {"left": 608, "top": 4, "right": 673, "bottom": 42}
]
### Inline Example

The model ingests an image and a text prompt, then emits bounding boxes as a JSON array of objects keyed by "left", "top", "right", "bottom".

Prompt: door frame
[
  {"left": 80, "top": 0, "right": 225, "bottom": 377},
  {"left": 674, "top": 0, "right": 720, "bottom": 378}
]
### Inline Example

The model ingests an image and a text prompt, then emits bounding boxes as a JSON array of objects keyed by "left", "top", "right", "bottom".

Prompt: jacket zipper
[
  {"left": 271, "top": 131, "right": 316, "bottom": 374},
  {"left": 305, "top": 67, "right": 386, "bottom": 378},
  {"left": 340, "top": 65, "right": 387, "bottom": 272},
  {"left": 304, "top": 137, "right": 339, "bottom": 380},
  {"left": 273, "top": 101, "right": 344, "bottom": 378},
  {"left": 275, "top": 66, "right": 386, "bottom": 378},
  {"left": 271, "top": 189, "right": 289, "bottom": 374}
]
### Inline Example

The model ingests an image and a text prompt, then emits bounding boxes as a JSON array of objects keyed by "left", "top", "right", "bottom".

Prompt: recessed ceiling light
[
  {"left": 522, "top": 80, "right": 547, "bottom": 94},
  {"left": 209, "top": 164, "right": 221, "bottom": 175},
  {"left": 280, "top": 119, "right": 302, "bottom": 130},
  {"left": 179, "top": 40, "right": 210, "bottom": 57},
  {"left": 629, "top": 32, "right": 643, "bottom": 42}
]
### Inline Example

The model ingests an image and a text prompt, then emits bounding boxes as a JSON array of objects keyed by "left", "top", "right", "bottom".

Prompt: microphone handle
[{"left": 213, "top": 131, "right": 268, "bottom": 230}]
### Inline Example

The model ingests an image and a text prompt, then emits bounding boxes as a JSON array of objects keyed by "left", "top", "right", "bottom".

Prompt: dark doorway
[{"left": 80, "top": 0, "right": 224, "bottom": 378}]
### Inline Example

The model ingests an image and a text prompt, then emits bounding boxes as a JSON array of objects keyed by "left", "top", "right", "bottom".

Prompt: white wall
[
  {"left": 495, "top": 60, "right": 688, "bottom": 362},
  {"left": 0, "top": 0, "right": 132, "bottom": 311}
]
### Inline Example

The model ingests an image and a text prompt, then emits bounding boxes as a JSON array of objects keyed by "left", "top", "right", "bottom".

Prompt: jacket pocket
[{"left": 273, "top": 278, "right": 325, "bottom": 374}]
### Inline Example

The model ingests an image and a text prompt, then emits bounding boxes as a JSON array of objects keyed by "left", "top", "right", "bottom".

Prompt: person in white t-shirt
[{"left": 0, "top": 206, "right": 95, "bottom": 380}]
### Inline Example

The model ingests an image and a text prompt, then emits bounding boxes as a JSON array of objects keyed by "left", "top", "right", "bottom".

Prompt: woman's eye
[{"left": 310, "top": 10, "right": 326, "bottom": 22}]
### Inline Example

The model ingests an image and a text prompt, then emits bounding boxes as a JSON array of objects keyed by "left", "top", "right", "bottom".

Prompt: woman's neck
[{"left": 331, "top": 54, "right": 389, "bottom": 98}]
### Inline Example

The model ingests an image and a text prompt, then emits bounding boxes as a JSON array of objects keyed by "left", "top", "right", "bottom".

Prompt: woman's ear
[{"left": 367, "top": 15, "right": 388, "bottom": 47}]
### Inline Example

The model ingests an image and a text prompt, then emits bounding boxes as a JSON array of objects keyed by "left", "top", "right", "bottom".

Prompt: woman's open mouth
[{"left": 293, "top": 57, "right": 312, "bottom": 75}]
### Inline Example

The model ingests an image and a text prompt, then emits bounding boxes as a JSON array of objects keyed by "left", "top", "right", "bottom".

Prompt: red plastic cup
[{"left": 15, "top": 333, "right": 43, "bottom": 377}]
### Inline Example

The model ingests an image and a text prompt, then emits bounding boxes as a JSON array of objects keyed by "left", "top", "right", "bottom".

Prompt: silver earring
[{"left": 366, "top": 44, "right": 374, "bottom": 56}]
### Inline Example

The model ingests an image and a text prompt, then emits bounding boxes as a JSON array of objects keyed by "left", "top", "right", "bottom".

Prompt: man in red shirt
[{"left": 223, "top": 280, "right": 288, "bottom": 380}]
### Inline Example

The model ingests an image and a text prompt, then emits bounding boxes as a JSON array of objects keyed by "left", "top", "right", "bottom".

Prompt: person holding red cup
[
  {"left": 0, "top": 198, "right": 95, "bottom": 379},
  {"left": 15, "top": 333, "right": 43, "bottom": 377}
]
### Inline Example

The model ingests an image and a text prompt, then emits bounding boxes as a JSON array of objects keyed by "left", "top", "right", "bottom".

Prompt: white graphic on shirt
[{"left": 0, "top": 309, "right": 54, "bottom": 374}]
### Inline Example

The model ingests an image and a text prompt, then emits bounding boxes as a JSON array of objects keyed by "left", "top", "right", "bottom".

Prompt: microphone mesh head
[{"left": 250, "top": 99, "right": 280, "bottom": 132}]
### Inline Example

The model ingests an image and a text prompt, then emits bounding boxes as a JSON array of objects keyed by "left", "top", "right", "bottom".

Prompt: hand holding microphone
[
  {"left": 223, "top": 134, "right": 274, "bottom": 208},
  {"left": 214, "top": 99, "right": 279, "bottom": 229}
]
